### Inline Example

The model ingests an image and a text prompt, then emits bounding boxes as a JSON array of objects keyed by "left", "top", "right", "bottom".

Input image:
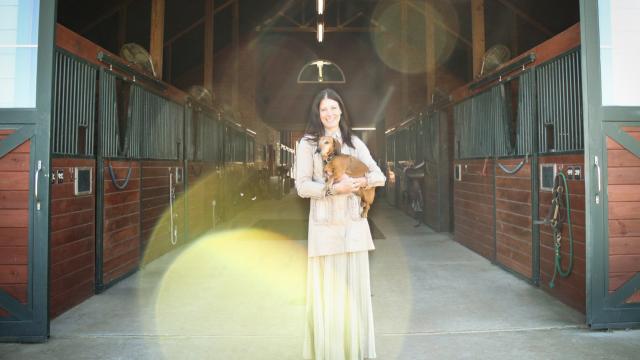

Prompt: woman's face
[{"left": 319, "top": 97, "right": 342, "bottom": 132}]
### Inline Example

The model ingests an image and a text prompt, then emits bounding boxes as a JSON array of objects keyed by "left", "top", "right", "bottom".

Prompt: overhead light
[
  {"left": 352, "top": 127, "right": 376, "bottom": 131},
  {"left": 317, "top": 19, "right": 324, "bottom": 43},
  {"left": 246, "top": 128, "right": 256, "bottom": 135},
  {"left": 385, "top": 127, "right": 396, "bottom": 134},
  {"left": 317, "top": 0, "right": 324, "bottom": 15}
]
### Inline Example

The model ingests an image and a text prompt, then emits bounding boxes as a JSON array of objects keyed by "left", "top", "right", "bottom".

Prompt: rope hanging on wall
[
  {"left": 496, "top": 154, "right": 529, "bottom": 175},
  {"left": 108, "top": 162, "right": 133, "bottom": 190}
]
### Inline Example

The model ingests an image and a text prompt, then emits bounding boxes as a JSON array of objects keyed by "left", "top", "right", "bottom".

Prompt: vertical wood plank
[
  {"left": 150, "top": 0, "right": 165, "bottom": 79},
  {"left": 425, "top": 0, "right": 436, "bottom": 103},
  {"left": 471, "top": 0, "right": 485, "bottom": 78},
  {"left": 204, "top": 0, "right": 215, "bottom": 93},
  {"left": 232, "top": 0, "right": 239, "bottom": 111}
]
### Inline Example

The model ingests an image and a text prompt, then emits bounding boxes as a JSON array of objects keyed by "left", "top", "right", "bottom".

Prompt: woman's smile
[{"left": 319, "top": 98, "right": 342, "bottom": 132}]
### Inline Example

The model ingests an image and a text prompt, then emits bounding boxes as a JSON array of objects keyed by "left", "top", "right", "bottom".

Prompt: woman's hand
[
  {"left": 331, "top": 177, "right": 361, "bottom": 194},
  {"left": 352, "top": 177, "right": 368, "bottom": 188}
]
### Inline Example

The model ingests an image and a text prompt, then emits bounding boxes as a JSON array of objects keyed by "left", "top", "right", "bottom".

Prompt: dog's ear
[{"left": 333, "top": 137, "right": 341, "bottom": 155}]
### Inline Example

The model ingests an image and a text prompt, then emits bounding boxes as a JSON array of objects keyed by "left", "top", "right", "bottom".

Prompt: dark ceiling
[{"left": 56, "top": 0, "right": 580, "bottom": 130}]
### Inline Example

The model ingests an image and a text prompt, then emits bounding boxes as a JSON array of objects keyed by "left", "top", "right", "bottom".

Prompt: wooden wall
[
  {"left": 0, "top": 131, "right": 29, "bottom": 317},
  {"left": 607, "top": 127, "right": 640, "bottom": 304},
  {"left": 538, "top": 155, "right": 586, "bottom": 312},
  {"left": 103, "top": 160, "right": 141, "bottom": 285},
  {"left": 141, "top": 161, "right": 184, "bottom": 264},
  {"left": 50, "top": 158, "right": 96, "bottom": 318},
  {"left": 495, "top": 158, "right": 533, "bottom": 279},
  {"left": 453, "top": 159, "right": 495, "bottom": 260}
]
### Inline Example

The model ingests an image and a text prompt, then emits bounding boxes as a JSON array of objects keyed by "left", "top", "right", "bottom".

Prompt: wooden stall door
[
  {"left": 0, "top": 0, "right": 56, "bottom": 342},
  {"left": 581, "top": 0, "right": 640, "bottom": 328}
]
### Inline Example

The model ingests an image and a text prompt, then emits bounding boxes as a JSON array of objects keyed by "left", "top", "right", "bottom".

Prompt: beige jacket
[{"left": 294, "top": 134, "right": 386, "bottom": 257}]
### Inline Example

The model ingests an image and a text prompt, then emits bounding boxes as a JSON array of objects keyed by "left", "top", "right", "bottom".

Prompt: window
[
  {"left": 599, "top": 0, "right": 640, "bottom": 106},
  {"left": 0, "top": 0, "right": 39, "bottom": 108}
]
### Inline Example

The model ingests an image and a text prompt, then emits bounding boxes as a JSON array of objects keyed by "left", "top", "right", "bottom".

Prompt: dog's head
[{"left": 316, "top": 136, "right": 341, "bottom": 160}]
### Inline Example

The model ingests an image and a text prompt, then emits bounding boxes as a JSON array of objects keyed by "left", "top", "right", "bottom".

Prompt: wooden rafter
[
  {"left": 406, "top": 0, "right": 472, "bottom": 48},
  {"left": 495, "top": 0, "right": 553, "bottom": 37},
  {"left": 256, "top": 0, "right": 385, "bottom": 34},
  {"left": 80, "top": 0, "right": 135, "bottom": 34},
  {"left": 150, "top": 0, "right": 165, "bottom": 79},
  {"left": 471, "top": 0, "right": 485, "bottom": 78},
  {"left": 164, "top": 0, "right": 236, "bottom": 47}
]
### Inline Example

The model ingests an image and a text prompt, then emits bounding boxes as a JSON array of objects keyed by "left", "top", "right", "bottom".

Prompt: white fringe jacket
[{"left": 294, "top": 134, "right": 386, "bottom": 257}]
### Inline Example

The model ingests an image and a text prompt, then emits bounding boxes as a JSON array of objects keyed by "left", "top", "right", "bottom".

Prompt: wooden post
[
  {"left": 232, "top": 0, "right": 239, "bottom": 112},
  {"left": 400, "top": 0, "right": 409, "bottom": 115},
  {"left": 511, "top": 11, "right": 519, "bottom": 56},
  {"left": 471, "top": 0, "right": 485, "bottom": 78},
  {"left": 425, "top": 0, "right": 436, "bottom": 104},
  {"left": 204, "top": 0, "right": 215, "bottom": 93},
  {"left": 150, "top": 0, "right": 165, "bottom": 79},
  {"left": 117, "top": 7, "right": 127, "bottom": 50}
]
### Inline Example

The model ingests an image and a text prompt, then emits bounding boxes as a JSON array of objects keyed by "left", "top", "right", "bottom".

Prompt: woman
[{"left": 295, "top": 88, "right": 386, "bottom": 359}]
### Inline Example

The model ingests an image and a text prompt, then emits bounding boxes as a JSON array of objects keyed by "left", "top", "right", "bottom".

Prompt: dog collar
[{"left": 323, "top": 153, "right": 336, "bottom": 165}]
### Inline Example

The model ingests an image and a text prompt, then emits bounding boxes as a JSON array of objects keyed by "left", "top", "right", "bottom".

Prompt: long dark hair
[{"left": 304, "top": 88, "right": 355, "bottom": 148}]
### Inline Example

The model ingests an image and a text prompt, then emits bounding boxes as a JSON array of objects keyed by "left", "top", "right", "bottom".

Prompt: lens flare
[
  {"left": 370, "top": 0, "right": 460, "bottom": 74},
  {"left": 144, "top": 228, "right": 306, "bottom": 358}
]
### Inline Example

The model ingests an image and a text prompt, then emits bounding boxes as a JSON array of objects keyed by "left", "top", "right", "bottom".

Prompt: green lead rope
[{"left": 549, "top": 172, "right": 574, "bottom": 289}]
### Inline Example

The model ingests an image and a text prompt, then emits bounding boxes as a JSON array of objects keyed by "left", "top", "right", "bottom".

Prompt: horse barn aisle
[{"left": 1, "top": 195, "right": 638, "bottom": 359}]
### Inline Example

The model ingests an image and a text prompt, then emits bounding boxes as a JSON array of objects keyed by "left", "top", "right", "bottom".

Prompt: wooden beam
[
  {"left": 495, "top": 0, "right": 554, "bottom": 37},
  {"left": 204, "top": 0, "right": 215, "bottom": 93},
  {"left": 401, "top": 0, "right": 408, "bottom": 113},
  {"left": 407, "top": 0, "right": 471, "bottom": 48},
  {"left": 164, "top": 0, "right": 235, "bottom": 47},
  {"left": 117, "top": 7, "right": 127, "bottom": 50},
  {"left": 511, "top": 11, "right": 519, "bottom": 56},
  {"left": 150, "top": 0, "right": 165, "bottom": 79},
  {"left": 232, "top": 0, "right": 239, "bottom": 111},
  {"left": 471, "top": 0, "right": 485, "bottom": 78},
  {"left": 80, "top": 0, "right": 134, "bottom": 34},
  {"left": 425, "top": 0, "right": 436, "bottom": 103}
]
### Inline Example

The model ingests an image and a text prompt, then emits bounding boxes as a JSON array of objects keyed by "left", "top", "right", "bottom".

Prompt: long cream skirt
[{"left": 303, "top": 251, "right": 376, "bottom": 360}]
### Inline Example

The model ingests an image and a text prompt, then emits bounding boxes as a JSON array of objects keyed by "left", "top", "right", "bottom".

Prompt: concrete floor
[{"left": 2, "top": 194, "right": 639, "bottom": 359}]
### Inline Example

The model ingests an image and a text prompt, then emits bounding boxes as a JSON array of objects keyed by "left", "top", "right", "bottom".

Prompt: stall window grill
[
  {"left": 52, "top": 51, "right": 97, "bottom": 156},
  {"left": 99, "top": 70, "right": 142, "bottom": 158},
  {"left": 386, "top": 134, "right": 395, "bottom": 164},
  {"left": 187, "top": 109, "right": 222, "bottom": 163},
  {"left": 395, "top": 128, "right": 413, "bottom": 161},
  {"left": 134, "top": 85, "right": 184, "bottom": 160},
  {"left": 536, "top": 49, "right": 583, "bottom": 153},
  {"left": 247, "top": 137, "right": 255, "bottom": 163},
  {"left": 517, "top": 71, "right": 537, "bottom": 155},
  {"left": 454, "top": 87, "right": 497, "bottom": 159},
  {"left": 203, "top": 112, "right": 222, "bottom": 163},
  {"left": 423, "top": 111, "right": 440, "bottom": 163}
]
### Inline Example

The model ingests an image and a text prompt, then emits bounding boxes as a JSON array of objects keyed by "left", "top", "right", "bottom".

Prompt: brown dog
[{"left": 316, "top": 136, "right": 375, "bottom": 218}]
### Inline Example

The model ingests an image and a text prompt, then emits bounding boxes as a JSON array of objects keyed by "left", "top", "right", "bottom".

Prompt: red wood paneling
[
  {"left": 103, "top": 160, "right": 141, "bottom": 285},
  {"left": 0, "top": 130, "right": 29, "bottom": 315},
  {"left": 141, "top": 161, "right": 184, "bottom": 264},
  {"left": 495, "top": 158, "right": 533, "bottom": 278},
  {"left": 454, "top": 159, "right": 495, "bottom": 260},
  {"left": 538, "top": 155, "right": 586, "bottom": 312},
  {"left": 607, "top": 128, "right": 640, "bottom": 303},
  {"left": 50, "top": 158, "right": 96, "bottom": 318}
]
